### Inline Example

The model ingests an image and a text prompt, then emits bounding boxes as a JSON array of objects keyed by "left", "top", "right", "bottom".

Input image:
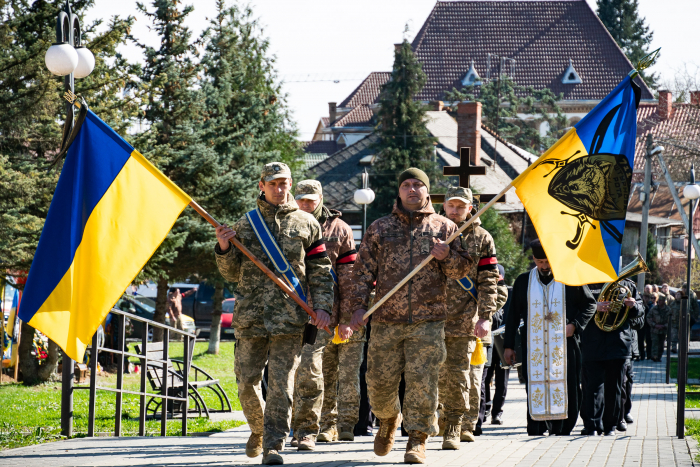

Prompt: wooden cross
[{"left": 431, "top": 147, "right": 507, "bottom": 204}]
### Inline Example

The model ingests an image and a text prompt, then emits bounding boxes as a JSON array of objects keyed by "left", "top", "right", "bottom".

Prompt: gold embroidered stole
[{"left": 527, "top": 268, "right": 568, "bottom": 420}]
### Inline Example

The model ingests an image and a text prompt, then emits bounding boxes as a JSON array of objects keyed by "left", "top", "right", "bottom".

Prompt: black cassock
[{"left": 504, "top": 269, "right": 596, "bottom": 435}]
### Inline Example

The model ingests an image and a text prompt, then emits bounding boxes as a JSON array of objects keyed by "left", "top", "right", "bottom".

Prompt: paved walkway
[{"left": 1, "top": 358, "right": 697, "bottom": 466}]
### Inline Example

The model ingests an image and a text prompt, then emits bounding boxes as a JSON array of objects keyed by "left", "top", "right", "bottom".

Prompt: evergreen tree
[
  {"left": 597, "top": 0, "right": 658, "bottom": 88},
  {"left": 370, "top": 40, "right": 438, "bottom": 220},
  {"left": 479, "top": 207, "right": 530, "bottom": 285}
]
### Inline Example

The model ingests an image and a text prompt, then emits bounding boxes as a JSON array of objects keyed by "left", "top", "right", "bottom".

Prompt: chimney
[
  {"left": 457, "top": 102, "right": 482, "bottom": 165},
  {"left": 658, "top": 90, "right": 672, "bottom": 120},
  {"left": 394, "top": 43, "right": 403, "bottom": 52},
  {"left": 429, "top": 100, "right": 444, "bottom": 111},
  {"left": 328, "top": 102, "right": 337, "bottom": 125},
  {"left": 691, "top": 91, "right": 700, "bottom": 106}
]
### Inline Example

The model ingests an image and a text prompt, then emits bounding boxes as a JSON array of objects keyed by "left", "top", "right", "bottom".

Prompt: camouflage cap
[
  {"left": 261, "top": 162, "right": 292, "bottom": 182},
  {"left": 444, "top": 186, "right": 473, "bottom": 204},
  {"left": 295, "top": 180, "right": 323, "bottom": 200}
]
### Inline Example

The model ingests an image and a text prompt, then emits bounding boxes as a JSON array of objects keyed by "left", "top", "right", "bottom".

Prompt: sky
[{"left": 85, "top": 0, "right": 700, "bottom": 141}]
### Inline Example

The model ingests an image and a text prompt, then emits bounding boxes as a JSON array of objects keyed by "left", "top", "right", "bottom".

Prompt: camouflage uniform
[
  {"left": 215, "top": 164, "right": 334, "bottom": 451},
  {"left": 647, "top": 298, "right": 671, "bottom": 360},
  {"left": 436, "top": 187, "right": 500, "bottom": 434},
  {"left": 346, "top": 197, "right": 472, "bottom": 435},
  {"left": 291, "top": 180, "right": 360, "bottom": 440}
]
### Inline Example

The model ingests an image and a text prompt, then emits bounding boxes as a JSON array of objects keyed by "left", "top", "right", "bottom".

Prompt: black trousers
[
  {"left": 477, "top": 352, "right": 509, "bottom": 428},
  {"left": 619, "top": 359, "right": 634, "bottom": 420},
  {"left": 637, "top": 324, "right": 653, "bottom": 359},
  {"left": 581, "top": 358, "right": 626, "bottom": 432},
  {"left": 354, "top": 324, "right": 376, "bottom": 436}
]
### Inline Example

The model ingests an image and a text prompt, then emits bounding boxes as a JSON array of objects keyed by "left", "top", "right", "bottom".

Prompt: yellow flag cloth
[
  {"left": 332, "top": 326, "right": 349, "bottom": 344},
  {"left": 471, "top": 337, "right": 487, "bottom": 365}
]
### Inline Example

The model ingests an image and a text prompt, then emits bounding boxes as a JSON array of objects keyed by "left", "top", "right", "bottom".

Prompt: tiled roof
[
  {"left": 321, "top": 117, "right": 329, "bottom": 127},
  {"left": 332, "top": 104, "right": 375, "bottom": 128},
  {"left": 410, "top": 0, "right": 654, "bottom": 102},
  {"left": 302, "top": 140, "right": 339, "bottom": 156},
  {"left": 338, "top": 72, "right": 391, "bottom": 108}
]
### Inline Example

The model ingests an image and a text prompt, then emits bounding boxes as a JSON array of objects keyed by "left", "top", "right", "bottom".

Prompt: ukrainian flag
[
  {"left": 19, "top": 110, "right": 191, "bottom": 361},
  {"left": 513, "top": 76, "right": 640, "bottom": 285}
]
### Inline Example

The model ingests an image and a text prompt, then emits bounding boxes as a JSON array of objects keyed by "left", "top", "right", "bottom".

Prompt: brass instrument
[{"left": 595, "top": 254, "right": 649, "bottom": 332}]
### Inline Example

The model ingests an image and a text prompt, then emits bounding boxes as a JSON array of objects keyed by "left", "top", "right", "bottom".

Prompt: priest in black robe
[{"left": 504, "top": 240, "right": 596, "bottom": 436}]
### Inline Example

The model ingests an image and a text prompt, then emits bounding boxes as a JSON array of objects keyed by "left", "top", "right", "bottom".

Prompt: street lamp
[
  {"left": 46, "top": 2, "right": 94, "bottom": 439},
  {"left": 354, "top": 168, "right": 375, "bottom": 238}
]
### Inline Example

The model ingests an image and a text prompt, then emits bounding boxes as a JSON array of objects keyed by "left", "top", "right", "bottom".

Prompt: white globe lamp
[
  {"left": 73, "top": 47, "right": 95, "bottom": 79},
  {"left": 684, "top": 184, "right": 700, "bottom": 201},
  {"left": 45, "top": 43, "right": 78, "bottom": 76},
  {"left": 354, "top": 188, "right": 375, "bottom": 205}
]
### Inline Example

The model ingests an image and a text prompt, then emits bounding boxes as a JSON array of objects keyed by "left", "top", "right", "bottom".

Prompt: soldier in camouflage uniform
[
  {"left": 290, "top": 180, "right": 361, "bottom": 450},
  {"left": 647, "top": 293, "right": 671, "bottom": 362},
  {"left": 347, "top": 168, "right": 472, "bottom": 464},
  {"left": 214, "top": 163, "right": 334, "bottom": 466},
  {"left": 435, "top": 187, "right": 501, "bottom": 449}
]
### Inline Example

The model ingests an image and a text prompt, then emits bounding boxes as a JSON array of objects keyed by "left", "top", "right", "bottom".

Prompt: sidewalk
[{"left": 1, "top": 358, "right": 696, "bottom": 466}]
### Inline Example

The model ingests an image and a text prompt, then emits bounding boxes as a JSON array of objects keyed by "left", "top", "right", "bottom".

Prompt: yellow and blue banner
[
  {"left": 20, "top": 110, "right": 191, "bottom": 361},
  {"left": 513, "top": 76, "right": 640, "bottom": 285},
  {"left": 3, "top": 289, "right": 21, "bottom": 367}
]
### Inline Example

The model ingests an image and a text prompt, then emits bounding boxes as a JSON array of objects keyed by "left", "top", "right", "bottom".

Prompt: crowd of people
[{"left": 212, "top": 162, "right": 694, "bottom": 465}]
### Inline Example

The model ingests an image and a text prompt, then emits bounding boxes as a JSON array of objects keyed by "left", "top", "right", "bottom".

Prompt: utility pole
[{"left": 638, "top": 134, "right": 653, "bottom": 293}]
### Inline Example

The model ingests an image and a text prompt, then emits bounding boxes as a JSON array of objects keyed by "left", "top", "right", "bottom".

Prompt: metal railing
[{"left": 61, "top": 308, "right": 196, "bottom": 437}]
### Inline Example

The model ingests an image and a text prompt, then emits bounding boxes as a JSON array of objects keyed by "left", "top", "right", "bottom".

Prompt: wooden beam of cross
[{"left": 431, "top": 147, "right": 507, "bottom": 204}]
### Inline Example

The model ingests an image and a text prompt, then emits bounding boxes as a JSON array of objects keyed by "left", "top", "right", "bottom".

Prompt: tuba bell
[{"left": 595, "top": 254, "right": 650, "bottom": 332}]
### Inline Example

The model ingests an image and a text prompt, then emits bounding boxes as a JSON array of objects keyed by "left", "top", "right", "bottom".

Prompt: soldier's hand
[
  {"left": 475, "top": 319, "right": 489, "bottom": 338},
  {"left": 504, "top": 348, "right": 516, "bottom": 366},
  {"left": 431, "top": 240, "right": 450, "bottom": 261},
  {"left": 216, "top": 224, "right": 236, "bottom": 251},
  {"left": 338, "top": 324, "right": 353, "bottom": 340},
  {"left": 350, "top": 309, "right": 368, "bottom": 331},
  {"left": 623, "top": 297, "right": 636, "bottom": 308},
  {"left": 313, "top": 309, "right": 330, "bottom": 330},
  {"left": 566, "top": 323, "right": 576, "bottom": 337}
]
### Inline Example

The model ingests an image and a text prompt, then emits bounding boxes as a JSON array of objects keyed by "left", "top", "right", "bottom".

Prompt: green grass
[
  {"left": 0, "top": 341, "right": 244, "bottom": 451},
  {"left": 670, "top": 357, "right": 700, "bottom": 381}
]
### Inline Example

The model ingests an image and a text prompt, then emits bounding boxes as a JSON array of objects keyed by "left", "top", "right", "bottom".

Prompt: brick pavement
[{"left": 0, "top": 358, "right": 696, "bottom": 466}]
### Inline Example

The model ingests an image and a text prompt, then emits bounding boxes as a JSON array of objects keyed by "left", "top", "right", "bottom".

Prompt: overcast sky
[{"left": 85, "top": 0, "right": 700, "bottom": 141}]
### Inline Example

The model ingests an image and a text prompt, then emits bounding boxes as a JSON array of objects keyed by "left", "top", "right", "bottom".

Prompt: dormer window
[
  {"left": 461, "top": 60, "right": 481, "bottom": 86},
  {"left": 562, "top": 59, "right": 582, "bottom": 84}
]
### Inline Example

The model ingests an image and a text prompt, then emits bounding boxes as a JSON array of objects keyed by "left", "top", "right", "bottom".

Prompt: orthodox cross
[
  {"left": 532, "top": 299, "right": 541, "bottom": 309},
  {"left": 430, "top": 147, "right": 507, "bottom": 204}
]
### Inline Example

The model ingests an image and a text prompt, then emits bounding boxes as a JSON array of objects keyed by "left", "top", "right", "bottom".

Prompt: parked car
[
  {"left": 165, "top": 282, "right": 233, "bottom": 335},
  {"left": 220, "top": 298, "right": 236, "bottom": 339},
  {"left": 115, "top": 295, "right": 197, "bottom": 339}
]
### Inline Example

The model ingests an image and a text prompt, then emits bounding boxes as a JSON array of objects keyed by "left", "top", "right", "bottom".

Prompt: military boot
[
  {"left": 297, "top": 435, "right": 315, "bottom": 451},
  {"left": 317, "top": 426, "right": 338, "bottom": 442},
  {"left": 460, "top": 428, "right": 475, "bottom": 442},
  {"left": 373, "top": 414, "right": 402, "bottom": 456},
  {"left": 261, "top": 449, "right": 283, "bottom": 465},
  {"left": 442, "top": 424, "right": 461, "bottom": 450},
  {"left": 338, "top": 427, "right": 355, "bottom": 441},
  {"left": 245, "top": 432, "right": 263, "bottom": 457},
  {"left": 404, "top": 430, "right": 428, "bottom": 464}
]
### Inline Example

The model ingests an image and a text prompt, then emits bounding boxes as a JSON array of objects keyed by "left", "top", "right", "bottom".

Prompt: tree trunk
[
  {"left": 19, "top": 321, "right": 40, "bottom": 385},
  {"left": 207, "top": 284, "right": 224, "bottom": 355},
  {"left": 38, "top": 339, "right": 60, "bottom": 381},
  {"left": 153, "top": 277, "right": 169, "bottom": 342}
]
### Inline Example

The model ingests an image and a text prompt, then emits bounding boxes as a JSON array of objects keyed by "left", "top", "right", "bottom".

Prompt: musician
[
  {"left": 580, "top": 278, "right": 644, "bottom": 436},
  {"left": 503, "top": 240, "right": 595, "bottom": 436}
]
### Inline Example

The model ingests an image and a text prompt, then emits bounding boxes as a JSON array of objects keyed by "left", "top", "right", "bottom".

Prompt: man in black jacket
[{"left": 580, "top": 279, "right": 644, "bottom": 436}]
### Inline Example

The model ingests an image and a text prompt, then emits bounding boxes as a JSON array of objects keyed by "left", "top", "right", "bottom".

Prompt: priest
[{"left": 503, "top": 239, "right": 596, "bottom": 436}]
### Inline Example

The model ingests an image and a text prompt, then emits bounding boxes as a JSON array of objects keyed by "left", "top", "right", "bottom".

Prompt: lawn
[{"left": 0, "top": 341, "right": 244, "bottom": 451}]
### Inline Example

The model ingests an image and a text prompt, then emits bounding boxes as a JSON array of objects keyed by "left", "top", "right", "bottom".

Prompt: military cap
[
  {"left": 398, "top": 167, "right": 430, "bottom": 192},
  {"left": 295, "top": 180, "right": 323, "bottom": 201},
  {"left": 444, "top": 186, "right": 473, "bottom": 205},
  {"left": 261, "top": 162, "right": 292, "bottom": 182}
]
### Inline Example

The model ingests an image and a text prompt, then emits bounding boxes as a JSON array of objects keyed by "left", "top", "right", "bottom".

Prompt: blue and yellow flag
[
  {"left": 513, "top": 76, "right": 640, "bottom": 285},
  {"left": 20, "top": 110, "right": 191, "bottom": 361}
]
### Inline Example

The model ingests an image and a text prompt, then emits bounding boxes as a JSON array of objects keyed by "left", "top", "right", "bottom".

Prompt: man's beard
[{"left": 539, "top": 268, "right": 553, "bottom": 277}]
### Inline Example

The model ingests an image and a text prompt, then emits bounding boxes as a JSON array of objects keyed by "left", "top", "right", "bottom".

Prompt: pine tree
[
  {"left": 370, "top": 40, "right": 439, "bottom": 220},
  {"left": 479, "top": 208, "right": 529, "bottom": 285},
  {"left": 597, "top": 0, "right": 658, "bottom": 88}
]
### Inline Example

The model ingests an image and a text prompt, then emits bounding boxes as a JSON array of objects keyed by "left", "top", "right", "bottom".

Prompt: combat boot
[
  {"left": 404, "top": 430, "right": 428, "bottom": 464},
  {"left": 261, "top": 449, "right": 283, "bottom": 465},
  {"left": 245, "top": 432, "right": 263, "bottom": 457},
  {"left": 297, "top": 435, "right": 315, "bottom": 451},
  {"left": 338, "top": 427, "right": 355, "bottom": 441},
  {"left": 442, "top": 424, "right": 461, "bottom": 450},
  {"left": 373, "top": 414, "right": 402, "bottom": 456},
  {"left": 317, "top": 426, "right": 338, "bottom": 442},
  {"left": 460, "top": 428, "right": 475, "bottom": 442}
]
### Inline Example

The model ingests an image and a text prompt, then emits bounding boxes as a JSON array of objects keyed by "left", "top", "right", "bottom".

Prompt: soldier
[
  {"left": 347, "top": 168, "right": 472, "bottom": 464},
  {"left": 290, "top": 180, "right": 361, "bottom": 450},
  {"left": 214, "top": 163, "right": 334, "bottom": 466},
  {"left": 647, "top": 293, "right": 670, "bottom": 362},
  {"left": 436, "top": 187, "right": 502, "bottom": 449}
]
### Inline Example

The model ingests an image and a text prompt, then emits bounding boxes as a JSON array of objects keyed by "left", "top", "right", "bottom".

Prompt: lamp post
[
  {"left": 45, "top": 1, "right": 94, "bottom": 438},
  {"left": 679, "top": 164, "right": 700, "bottom": 439},
  {"left": 354, "top": 168, "right": 375, "bottom": 239}
]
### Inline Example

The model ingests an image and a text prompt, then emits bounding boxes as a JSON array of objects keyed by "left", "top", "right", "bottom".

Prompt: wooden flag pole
[
  {"left": 188, "top": 200, "right": 330, "bottom": 334},
  {"left": 362, "top": 182, "right": 514, "bottom": 321}
]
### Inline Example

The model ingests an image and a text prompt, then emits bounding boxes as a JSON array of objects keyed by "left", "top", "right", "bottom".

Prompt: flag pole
[
  {"left": 188, "top": 200, "right": 331, "bottom": 334},
  {"left": 362, "top": 182, "right": 514, "bottom": 321}
]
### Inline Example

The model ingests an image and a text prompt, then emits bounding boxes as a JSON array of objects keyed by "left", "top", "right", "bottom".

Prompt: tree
[
  {"left": 444, "top": 75, "right": 568, "bottom": 156},
  {"left": 479, "top": 208, "right": 530, "bottom": 285},
  {"left": 370, "top": 40, "right": 439, "bottom": 220},
  {"left": 645, "top": 231, "right": 662, "bottom": 285},
  {"left": 597, "top": 0, "right": 658, "bottom": 89}
]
